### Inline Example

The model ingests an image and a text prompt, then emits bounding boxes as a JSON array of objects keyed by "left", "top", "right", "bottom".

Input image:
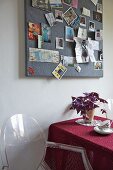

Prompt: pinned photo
[
  {"left": 49, "top": 0, "right": 63, "bottom": 8},
  {"left": 70, "top": 15, "right": 80, "bottom": 28},
  {"left": 98, "top": 50, "right": 103, "bottom": 60},
  {"left": 80, "top": 16, "right": 86, "bottom": 27},
  {"left": 74, "top": 37, "right": 89, "bottom": 63},
  {"left": 28, "top": 22, "right": 41, "bottom": 40},
  {"left": 41, "top": 23, "right": 51, "bottom": 43},
  {"left": 56, "top": 37, "right": 64, "bottom": 49},
  {"left": 38, "top": 35, "right": 43, "bottom": 48},
  {"left": 97, "top": 3, "right": 102, "bottom": 14},
  {"left": 94, "top": 61, "right": 103, "bottom": 70},
  {"left": 87, "top": 31, "right": 95, "bottom": 40},
  {"left": 65, "top": 26, "right": 74, "bottom": 42},
  {"left": 95, "top": 30, "right": 103, "bottom": 41},
  {"left": 55, "top": 10, "right": 63, "bottom": 22},
  {"left": 32, "top": 0, "right": 50, "bottom": 11},
  {"left": 77, "top": 27, "right": 87, "bottom": 40},
  {"left": 52, "top": 63, "right": 67, "bottom": 80},
  {"left": 45, "top": 12, "right": 56, "bottom": 27},
  {"left": 62, "top": 0, "right": 78, "bottom": 9},
  {"left": 89, "top": 21, "right": 95, "bottom": 32},
  {"left": 63, "top": 7, "right": 78, "bottom": 25},
  {"left": 62, "top": 0, "right": 72, "bottom": 5},
  {"left": 93, "top": 11, "right": 102, "bottom": 22}
]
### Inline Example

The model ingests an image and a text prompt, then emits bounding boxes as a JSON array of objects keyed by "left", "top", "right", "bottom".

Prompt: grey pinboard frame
[{"left": 25, "top": 0, "right": 103, "bottom": 78}]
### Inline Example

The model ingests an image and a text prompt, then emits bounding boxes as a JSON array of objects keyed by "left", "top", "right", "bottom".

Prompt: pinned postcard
[
  {"left": 91, "top": 0, "right": 98, "bottom": 6},
  {"left": 45, "top": 13, "right": 56, "bottom": 27},
  {"left": 55, "top": 10, "right": 63, "bottom": 22},
  {"left": 89, "top": 21, "right": 95, "bottom": 32},
  {"left": 95, "top": 30, "right": 103, "bottom": 41},
  {"left": 32, "top": 0, "right": 50, "bottom": 11},
  {"left": 97, "top": 3, "right": 102, "bottom": 14},
  {"left": 74, "top": 37, "right": 89, "bottom": 63},
  {"left": 77, "top": 27, "right": 87, "bottom": 40},
  {"left": 52, "top": 63, "right": 67, "bottom": 80},
  {"left": 74, "top": 64, "right": 81, "bottom": 72},
  {"left": 38, "top": 35, "right": 43, "bottom": 48},
  {"left": 93, "top": 11, "right": 102, "bottom": 22},
  {"left": 56, "top": 37, "right": 64, "bottom": 49},
  {"left": 28, "top": 22, "right": 41, "bottom": 40},
  {"left": 63, "top": 7, "right": 78, "bottom": 25},
  {"left": 65, "top": 26, "right": 74, "bottom": 42},
  {"left": 80, "top": 16, "right": 86, "bottom": 27},
  {"left": 29, "top": 48, "right": 60, "bottom": 63},
  {"left": 49, "top": 0, "right": 63, "bottom": 8},
  {"left": 62, "top": 0, "right": 78, "bottom": 9},
  {"left": 41, "top": 23, "right": 51, "bottom": 43},
  {"left": 94, "top": 61, "right": 103, "bottom": 70},
  {"left": 82, "top": 7, "right": 90, "bottom": 17},
  {"left": 61, "top": 55, "right": 76, "bottom": 66}
]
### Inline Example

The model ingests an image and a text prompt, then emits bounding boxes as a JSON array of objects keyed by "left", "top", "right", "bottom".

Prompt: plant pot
[{"left": 84, "top": 109, "right": 95, "bottom": 123}]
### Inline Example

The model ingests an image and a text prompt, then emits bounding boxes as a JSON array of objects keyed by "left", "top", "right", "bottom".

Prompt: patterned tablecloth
[{"left": 45, "top": 116, "right": 113, "bottom": 170}]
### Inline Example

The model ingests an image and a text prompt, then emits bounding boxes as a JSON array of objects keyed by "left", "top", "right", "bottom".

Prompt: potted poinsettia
[{"left": 70, "top": 92, "right": 108, "bottom": 123}]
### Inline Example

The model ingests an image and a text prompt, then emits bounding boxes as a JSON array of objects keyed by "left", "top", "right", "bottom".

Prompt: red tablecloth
[{"left": 45, "top": 116, "right": 113, "bottom": 170}]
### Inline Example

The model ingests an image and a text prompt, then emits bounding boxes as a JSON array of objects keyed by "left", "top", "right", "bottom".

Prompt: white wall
[{"left": 0, "top": 0, "right": 113, "bottom": 133}]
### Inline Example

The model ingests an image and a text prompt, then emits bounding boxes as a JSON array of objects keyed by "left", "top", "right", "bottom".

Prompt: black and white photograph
[
  {"left": 89, "top": 21, "right": 95, "bottom": 31},
  {"left": 56, "top": 37, "right": 64, "bottom": 49},
  {"left": 80, "top": 16, "right": 86, "bottom": 27},
  {"left": 55, "top": 10, "right": 63, "bottom": 22},
  {"left": 98, "top": 50, "right": 103, "bottom": 60}
]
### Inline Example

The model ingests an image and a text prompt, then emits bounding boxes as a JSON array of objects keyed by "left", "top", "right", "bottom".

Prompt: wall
[{"left": 0, "top": 0, "right": 113, "bottom": 167}]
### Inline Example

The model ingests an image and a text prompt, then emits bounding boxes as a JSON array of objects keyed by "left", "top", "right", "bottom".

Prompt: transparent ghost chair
[{"left": 0, "top": 114, "right": 93, "bottom": 170}]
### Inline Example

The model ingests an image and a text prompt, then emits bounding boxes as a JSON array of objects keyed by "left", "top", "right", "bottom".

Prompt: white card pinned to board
[
  {"left": 91, "top": 0, "right": 98, "bottom": 6},
  {"left": 74, "top": 64, "right": 81, "bottom": 72},
  {"left": 82, "top": 7, "right": 90, "bottom": 17}
]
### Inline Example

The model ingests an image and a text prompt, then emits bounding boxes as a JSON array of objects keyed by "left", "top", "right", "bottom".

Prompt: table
[{"left": 45, "top": 116, "right": 113, "bottom": 170}]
